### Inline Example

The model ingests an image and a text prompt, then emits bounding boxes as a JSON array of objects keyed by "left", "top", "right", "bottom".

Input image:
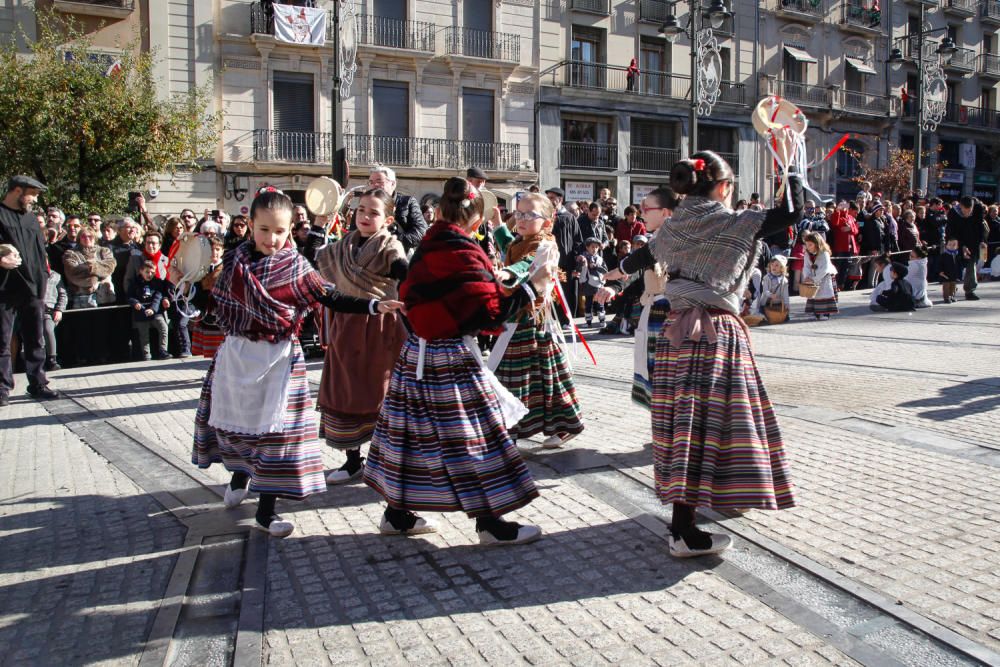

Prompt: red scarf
[
  {"left": 402, "top": 221, "right": 506, "bottom": 340},
  {"left": 143, "top": 249, "right": 165, "bottom": 279}
]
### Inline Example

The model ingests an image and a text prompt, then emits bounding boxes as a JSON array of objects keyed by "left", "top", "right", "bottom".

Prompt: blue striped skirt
[
  {"left": 364, "top": 334, "right": 538, "bottom": 518},
  {"left": 192, "top": 340, "right": 326, "bottom": 500}
]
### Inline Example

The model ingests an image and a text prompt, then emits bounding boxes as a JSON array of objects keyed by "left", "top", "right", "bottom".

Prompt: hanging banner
[
  {"left": 273, "top": 4, "right": 328, "bottom": 46},
  {"left": 564, "top": 181, "right": 594, "bottom": 203}
]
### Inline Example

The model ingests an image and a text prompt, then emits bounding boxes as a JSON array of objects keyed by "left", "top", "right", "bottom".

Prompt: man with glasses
[
  {"left": 180, "top": 209, "right": 198, "bottom": 233},
  {"left": 110, "top": 217, "right": 141, "bottom": 303},
  {"left": 367, "top": 166, "right": 427, "bottom": 253},
  {"left": 87, "top": 213, "right": 103, "bottom": 229},
  {"left": 48, "top": 214, "right": 82, "bottom": 277}
]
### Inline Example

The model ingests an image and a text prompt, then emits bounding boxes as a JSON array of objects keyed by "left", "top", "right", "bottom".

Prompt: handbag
[{"left": 95, "top": 276, "right": 116, "bottom": 305}]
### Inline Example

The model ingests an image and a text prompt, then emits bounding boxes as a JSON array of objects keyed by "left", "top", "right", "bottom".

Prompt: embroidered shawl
[
  {"left": 402, "top": 221, "right": 508, "bottom": 340},
  {"left": 315, "top": 227, "right": 404, "bottom": 300}
]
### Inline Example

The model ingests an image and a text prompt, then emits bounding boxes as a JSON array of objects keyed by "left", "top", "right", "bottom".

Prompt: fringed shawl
[{"left": 316, "top": 227, "right": 404, "bottom": 300}]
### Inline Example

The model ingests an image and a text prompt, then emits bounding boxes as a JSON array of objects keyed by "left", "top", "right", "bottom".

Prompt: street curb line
[
  {"left": 138, "top": 536, "right": 202, "bottom": 667},
  {"left": 234, "top": 530, "right": 268, "bottom": 667}
]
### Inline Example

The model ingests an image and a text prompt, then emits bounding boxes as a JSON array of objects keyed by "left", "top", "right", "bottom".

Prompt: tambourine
[
  {"left": 752, "top": 96, "right": 808, "bottom": 167},
  {"left": 480, "top": 188, "right": 499, "bottom": 224},
  {"left": 304, "top": 176, "right": 345, "bottom": 216},
  {"left": 167, "top": 232, "right": 213, "bottom": 287}
]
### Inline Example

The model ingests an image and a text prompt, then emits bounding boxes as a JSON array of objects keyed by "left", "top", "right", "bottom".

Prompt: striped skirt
[
  {"left": 492, "top": 318, "right": 584, "bottom": 440},
  {"left": 364, "top": 335, "right": 538, "bottom": 518},
  {"left": 192, "top": 340, "right": 326, "bottom": 500},
  {"left": 650, "top": 311, "right": 796, "bottom": 510},
  {"left": 191, "top": 323, "right": 224, "bottom": 358},
  {"left": 805, "top": 295, "right": 839, "bottom": 316},
  {"left": 631, "top": 299, "right": 670, "bottom": 410},
  {"left": 319, "top": 409, "right": 376, "bottom": 451}
]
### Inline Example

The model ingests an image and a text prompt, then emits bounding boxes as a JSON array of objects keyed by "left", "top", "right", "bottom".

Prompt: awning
[
  {"left": 845, "top": 57, "right": 877, "bottom": 75},
  {"left": 784, "top": 45, "right": 818, "bottom": 64}
]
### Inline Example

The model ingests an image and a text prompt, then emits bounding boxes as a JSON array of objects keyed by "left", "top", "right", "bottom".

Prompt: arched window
[{"left": 837, "top": 139, "right": 865, "bottom": 179}]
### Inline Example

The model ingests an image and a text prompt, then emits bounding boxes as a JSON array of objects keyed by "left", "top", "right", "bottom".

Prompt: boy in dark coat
[{"left": 876, "top": 262, "right": 916, "bottom": 312}]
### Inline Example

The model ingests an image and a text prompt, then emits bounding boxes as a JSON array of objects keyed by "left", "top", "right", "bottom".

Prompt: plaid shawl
[
  {"left": 402, "top": 221, "right": 507, "bottom": 340},
  {"left": 654, "top": 196, "right": 765, "bottom": 292},
  {"left": 212, "top": 241, "right": 328, "bottom": 341}
]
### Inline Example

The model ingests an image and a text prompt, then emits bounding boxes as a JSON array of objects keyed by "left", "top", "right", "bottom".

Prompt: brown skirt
[{"left": 317, "top": 310, "right": 406, "bottom": 417}]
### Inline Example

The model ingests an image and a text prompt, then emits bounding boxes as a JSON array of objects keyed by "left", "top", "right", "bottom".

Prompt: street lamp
[
  {"left": 887, "top": 4, "right": 958, "bottom": 195},
  {"left": 659, "top": 0, "right": 732, "bottom": 155},
  {"left": 331, "top": 1, "right": 359, "bottom": 186}
]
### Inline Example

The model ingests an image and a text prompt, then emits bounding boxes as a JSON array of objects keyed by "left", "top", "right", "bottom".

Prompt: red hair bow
[{"left": 691, "top": 159, "right": 706, "bottom": 172}]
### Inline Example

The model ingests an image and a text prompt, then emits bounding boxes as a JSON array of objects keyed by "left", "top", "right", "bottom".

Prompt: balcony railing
[
  {"left": 773, "top": 0, "right": 826, "bottom": 20},
  {"left": 894, "top": 36, "right": 938, "bottom": 62},
  {"left": 346, "top": 135, "right": 522, "bottom": 171},
  {"left": 835, "top": 89, "right": 891, "bottom": 115},
  {"left": 545, "top": 61, "right": 747, "bottom": 106},
  {"left": 979, "top": 53, "right": 1000, "bottom": 77},
  {"left": 59, "top": 0, "right": 134, "bottom": 7},
  {"left": 840, "top": 1, "right": 882, "bottom": 30},
  {"left": 944, "top": 0, "right": 977, "bottom": 13},
  {"left": 638, "top": 0, "right": 672, "bottom": 23},
  {"left": 444, "top": 27, "right": 520, "bottom": 63},
  {"left": 717, "top": 152, "right": 739, "bottom": 174},
  {"left": 770, "top": 80, "right": 831, "bottom": 108},
  {"left": 52, "top": 0, "right": 135, "bottom": 16},
  {"left": 357, "top": 14, "right": 435, "bottom": 52},
  {"left": 947, "top": 47, "right": 976, "bottom": 70},
  {"left": 571, "top": 0, "right": 611, "bottom": 13},
  {"left": 254, "top": 130, "right": 331, "bottom": 163},
  {"left": 942, "top": 103, "right": 1000, "bottom": 129},
  {"left": 983, "top": 0, "right": 1000, "bottom": 21},
  {"left": 252, "top": 130, "right": 523, "bottom": 170},
  {"left": 561, "top": 141, "right": 618, "bottom": 171},
  {"left": 630, "top": 146, "right": 680, "bottom": 173}
]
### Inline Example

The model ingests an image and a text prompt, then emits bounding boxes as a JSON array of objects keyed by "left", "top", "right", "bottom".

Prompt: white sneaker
[
  {"left": 667, "top": 532, "right": 732, "bottom": 558},
  {"left": 326, "top": 457, "right": 365, "bottom": 485},
  {"left": 223, "top": 485, "right": 249, "bottom": 509},
  {"left": 378, "top": 513, "right": 437, "bottom": 536},
  {"left": 254, "top": 516, "right": 294, "bottom": 538},
  {"left": 478, "top": 523, "right": 542, "bottom": 546},
  {"left": 541, "top": 432, "right": 579, "bottom": 449}
]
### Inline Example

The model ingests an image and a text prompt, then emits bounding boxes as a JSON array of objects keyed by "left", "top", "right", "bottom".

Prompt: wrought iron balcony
[
  {"left": 346, "top": 135, "right": 522, "bottom": 171},
  {"left": 984, "top": 0, "right": 1000, "bottom": 24},
  {"left": 254, "top": 130, "right": 332, "bottom": 163},
  {"left": 444, "top": 27, "right": 520, "bottom": 63},
  {"left": 835, "top": 89, "right": 891, "bottom": 116},
  {"left": 571, "top": 0, "right": 611, "bottom": 14},
  {"left": 770, "top": 80, "right": 831, "bottom": 108},
  {"left": 979, "top": 53, "right": 1000, "bottom": 78},
  {"left": 942, "top": 103, "right": 1000, "bottom": 129},
  {"left": 839, "top": 1, "right": 882, "bottom": 33},
  {"left": 943, "top": 0, "right": 977, "bottom": 14},
  {"left": 561, "top": 142, "right": 618, "bottom": 171},
  {"left": 630, "top": 146, "right": 680, "bottom": 173},
  {"left": 946, "top": 47, "right": 976, "bottom": 71},
  {"left": 772, "top": 0, "right": 826, "bottom": 22},
  {"left": 893, "top": 36, "right": 939, "bottom": 62},
  {"left": 357, "top": 14, "right": 435, "bottom": 52},
  {"left": 544, "top": 61, "right": 747, "bottom": 106},
  {"left": 638, "top": 0, "right": 672, "bottom": 23}
]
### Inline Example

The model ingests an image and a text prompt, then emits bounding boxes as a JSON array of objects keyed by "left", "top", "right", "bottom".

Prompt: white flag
[{"left": 273, "top": 4, "right": 327, "bottom": 46}]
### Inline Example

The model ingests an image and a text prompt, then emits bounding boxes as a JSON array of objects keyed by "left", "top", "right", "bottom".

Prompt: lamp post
[
  {"left": 887, "top": 3, "right": 957, "bottom": 195},
  {"left": 659, "top": 0, "right": 732, "bottom": 155},
  {"left": 331, "top": 1, "right": 359, "bottom": 186}
]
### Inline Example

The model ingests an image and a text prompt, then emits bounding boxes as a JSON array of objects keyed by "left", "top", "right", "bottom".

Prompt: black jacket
[
  {"left": 47, "top": 237, "right": 78, "bottom": 278},
  {"left": 946, "top": 203, "right": 985, "bottom": 254},
  {"left": 577, "top": 213, "right": 609, "bottom": 250},
  {"left": 392, "top": 194, "right": 428, "bottom": 253},
  {"left": 0, "top": 203, "right": 48, "bottom": 304},
  {"left": 551, "top": 209, "right": 583, "bottom": 272},
  {"left": 876, "top": 278, "right": 916, "bottom": 312},
  {"left": 860, "top": 212, "right": 886, "bottom": 255}
]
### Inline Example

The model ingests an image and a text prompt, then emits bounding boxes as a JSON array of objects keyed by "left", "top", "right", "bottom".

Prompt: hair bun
[{"left": 669, "top": 160, "right": 698, "bottom": 196}]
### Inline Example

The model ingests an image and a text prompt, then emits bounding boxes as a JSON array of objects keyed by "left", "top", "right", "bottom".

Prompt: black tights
[
  {"left": 230, "top": 472, "right": 278, "bottom": 526},
  {"left": 671, "top": 503, "right": 710, "bottom": 549}
]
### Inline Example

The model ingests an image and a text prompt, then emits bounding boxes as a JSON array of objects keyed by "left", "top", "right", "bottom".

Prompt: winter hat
[
  {"left": 770, "top": 254, "right": 788, "bottom": 267},
  {"left": 891, "top": 261, "right": 909, "bottom": 278}
]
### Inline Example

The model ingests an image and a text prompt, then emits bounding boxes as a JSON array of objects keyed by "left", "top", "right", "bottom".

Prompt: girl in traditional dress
[
  {"left": 315, "top": 189, "right": 407, "bottom": 485},
  {"left": 598, "top": 187, "right": 680, "bottom": 410},
  {"left": 752, "top": 255, "right": 791, "bottom": 321},
  {"left": 488, "top": 193, "right": 584, "bottom": 449},
  {"left": 364, "top": 177, "right": 547, "bottom": 546},
  {"left": 801, "top": 231, "right": 838, "bottom": 319},
  {"left": 192, "top": 188, "right": 401, "bottom": 538},
  {"left": 652, "top": 149, "right": 801, "bottom": 558},
  {"left": 190, "top": 236, "right": 226, "bottom": 358}
]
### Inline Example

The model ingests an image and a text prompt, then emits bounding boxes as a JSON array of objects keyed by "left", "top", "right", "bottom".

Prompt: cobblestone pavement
[{"left": 2, "top": 282, "right": 999, "bottom": 665}]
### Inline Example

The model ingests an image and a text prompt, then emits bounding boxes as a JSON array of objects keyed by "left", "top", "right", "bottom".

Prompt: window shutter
[
  {"left": 372, "top": 81, "right": 409, "bottom": 137},
  {"left": 273, "top": 71, "right": 315, "bottom": 132}
]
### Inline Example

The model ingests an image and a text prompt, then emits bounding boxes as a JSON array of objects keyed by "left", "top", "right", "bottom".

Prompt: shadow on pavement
[{"left": 897, "top": 376, "right": 1000, "bottom": 421}]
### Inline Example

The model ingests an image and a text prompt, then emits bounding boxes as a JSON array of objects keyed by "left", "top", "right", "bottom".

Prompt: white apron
[{"left": 208, "top": 336, "right": 293, "bottom": 435}]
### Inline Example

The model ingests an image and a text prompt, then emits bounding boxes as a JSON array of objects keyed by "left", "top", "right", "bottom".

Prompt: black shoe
[
  {"left": 965, "top": 293, "right": 980, "bottom": 301},
  {"left": 0, "top": 393, "right": 9, "bottom": 407},
  {"left": 44, "top": 357, "right": 61, "bottom": 372},
  {"left": 27, "top": 386, "right": 59, "bottom": 400}
]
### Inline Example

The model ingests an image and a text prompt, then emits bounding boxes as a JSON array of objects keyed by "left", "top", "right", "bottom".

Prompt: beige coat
[{"left": 63, "top": 246, "right": 116, "bottom": 295}]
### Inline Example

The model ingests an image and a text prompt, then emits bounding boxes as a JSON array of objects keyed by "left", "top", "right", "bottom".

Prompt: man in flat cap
[
  {"left": 466, "top": 166, "right": 487, "bottom": 190},
  {"left": 0, "top": 176, "right": 59, "bottom": 405},
  {"left": 545, "top": 186, "right": 583, "bottom": 325}
]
